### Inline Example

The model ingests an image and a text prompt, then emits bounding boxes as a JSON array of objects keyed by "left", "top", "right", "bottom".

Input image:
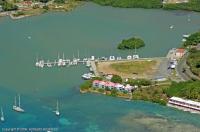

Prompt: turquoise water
[{"left": 0, "top": 2, "right": 200, "bottom": 131}]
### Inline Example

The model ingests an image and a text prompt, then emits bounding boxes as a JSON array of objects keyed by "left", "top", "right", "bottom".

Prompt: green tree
[
  {"left": 2, "top": 1, "right": 18, "bottom": 11},
  {"left": 80, "top": 80, "right": 92, "bottom": 91},
  {"left": 111, "top": 75, "right": 122, "bottom": 83},
  {"left": 117, "top": 37, "right": 145, "bottom": 50},
  {"left": 110, "top": 89, "right": 118, "bottom": 97},
  {"left": 184, "top": 31, "right": 200, "bottom": 47},
  {"left": 54, "top": 0, "right": 65, "bottom": 4}
]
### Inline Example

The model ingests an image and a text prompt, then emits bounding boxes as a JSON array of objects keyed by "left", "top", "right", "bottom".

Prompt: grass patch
[
  {"left": 21, "top": 8, "right": 46, "bottom": 16},
  {"left": 110, "top": 60, "right": 157, "bottom": 75}
]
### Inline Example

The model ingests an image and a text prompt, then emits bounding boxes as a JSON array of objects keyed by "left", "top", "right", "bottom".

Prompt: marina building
[{"left": 168, "top": 97, "right": 200, "bottom": 114}]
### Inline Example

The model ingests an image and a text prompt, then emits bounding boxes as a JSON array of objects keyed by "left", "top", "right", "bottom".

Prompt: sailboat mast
[
  {"left": 77, "top": 50, "right": 80, "bottom": 59},
  {"left": 14, "top": 96, "right": 17, "bottom": 106},
  {"left": 63, "top": 53, "right": 65, "bottom": 60},
  {"left": 58, "top": 53, "right": 60, "bottom": 60},
  {"left": 18, "top": 94, "right": 21, "bottom": 108},
  {"left": 1, "top": 107, "right": 3, "bottom": 118},
  {"left": 57, "top": 100, "right": 59, "bottom": 111},
  {"left": 134, "top": 44, "right": 137, "bottom": 54},
  {"left": 36, "top": 54, "right": 38, "bottom": 62}
]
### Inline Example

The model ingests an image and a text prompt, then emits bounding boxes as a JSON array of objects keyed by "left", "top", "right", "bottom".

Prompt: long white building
[{"left": 168, "top": 97, "right": 200, "bottom": 114}]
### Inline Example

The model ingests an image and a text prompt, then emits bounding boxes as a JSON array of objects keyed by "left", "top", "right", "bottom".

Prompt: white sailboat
[
  {"left": 57, "top": 53, "right": 63, "bottom": 67},
  {"left": 62, "top": 53, "right": 66, "bottom": 66},
  {"left": 133, "top": 45, "right": 139, "bottom": 59},
  {"left": 55, "top": 100, "right": 60, "bottom": 116},
  {"left": 13, "top": 95, "right": 25, "bottom": 113},
  {"left": 1, "top": 107, "right": 4, "bottom": 122},
  {"left": 35, "top": 55, "right": 40, "bottom": 67}
]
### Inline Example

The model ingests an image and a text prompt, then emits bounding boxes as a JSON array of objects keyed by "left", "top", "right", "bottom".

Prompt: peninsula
[{"left": 80, "top": 30, "right": 200, "bottom": 110}]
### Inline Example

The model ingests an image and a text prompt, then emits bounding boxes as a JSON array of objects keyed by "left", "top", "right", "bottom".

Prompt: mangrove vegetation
[{"left": 81, "top": 0, "right": 200, "bottom": 12}]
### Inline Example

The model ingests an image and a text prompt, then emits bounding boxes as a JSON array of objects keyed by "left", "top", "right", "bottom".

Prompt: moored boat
[
  {"left": 13, "top": 95, "right": 25, "bottom": 113},
  {"left": 1, "top": 107, "right": 4, "bottom": 122},
  {"left": 54, "top": 100, "right": 60, "bottom": 116}
]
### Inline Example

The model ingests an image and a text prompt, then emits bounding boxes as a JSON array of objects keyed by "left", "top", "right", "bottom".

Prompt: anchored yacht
[
  {"left": 55, "top": 100, "right": 60, "bottom": 116},
  {"left": 13, "top": 95, "right": 25, "bottom": 113},
  {"left": 1, "top": 107, "right": 4, "bottom": 122}
]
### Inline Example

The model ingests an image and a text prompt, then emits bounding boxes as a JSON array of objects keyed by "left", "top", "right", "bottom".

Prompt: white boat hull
[{"left": 13, "top": 106, "right": 24, "bottom": 113}]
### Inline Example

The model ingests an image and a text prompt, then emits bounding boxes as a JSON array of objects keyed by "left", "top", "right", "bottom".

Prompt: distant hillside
[
  {"left": 87, "top": 0, "right": 162, "bottom": 8},
  {"left": 81, "top": 0, "right": 200, "bottom": 12}
]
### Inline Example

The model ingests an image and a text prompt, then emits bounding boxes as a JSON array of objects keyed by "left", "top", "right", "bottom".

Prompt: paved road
[
  {"left": 176, "top": 53, "right": 200, "bottom": 81},
  {"left": 154, "top": 58, "right": 170, "bottom": 78}
]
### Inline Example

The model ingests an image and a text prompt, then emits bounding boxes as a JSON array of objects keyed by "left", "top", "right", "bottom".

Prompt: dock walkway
[{"left": 91, "top": 61, "right": 100, "bottom": 77}]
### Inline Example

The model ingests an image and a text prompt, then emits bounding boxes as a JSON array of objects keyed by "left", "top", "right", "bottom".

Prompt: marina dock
[
  {"left": 35, "top": 53, "right": 169, "bottom": 80},
  {"left": 90, "top": 61, "right": 99, "bottom": 77}
]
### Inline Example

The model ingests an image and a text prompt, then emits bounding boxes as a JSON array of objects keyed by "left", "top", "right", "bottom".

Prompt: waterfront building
[
  {"left": 168, "top": 97, "right": 200, "bottom": 113},
  {"left": 92, "top": 80, "right": 133, "bottom": 92},
  {"left": 175, "top": 48, "right": 186, "bottom": 58}
]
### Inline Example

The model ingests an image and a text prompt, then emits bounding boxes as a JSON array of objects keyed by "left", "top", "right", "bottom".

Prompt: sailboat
[
  {"left": 55, "top": 100, "right": 60, "bottom": 116},
  {"left": 57, "top": 53, "right": 63, "bottom": 67},
  {"left": 35, "top": 55, "right": 40, "bottom": 67},
  {"left": 13, "top": 95, "right": 25, "bottom": 113},
  {"left": 1, "top": 107, "right": 4, "bottom": 122},
  {"left": 133, "top": 45, "right": 139, "bottom": 59},
  {"left": 62, "top": 53, "right": 66, "bottom": 66}
]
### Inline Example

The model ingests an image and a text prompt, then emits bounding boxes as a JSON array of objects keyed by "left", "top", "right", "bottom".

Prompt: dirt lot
[{"left": 97, "top": 59, "right": 162, "bottom": 79}]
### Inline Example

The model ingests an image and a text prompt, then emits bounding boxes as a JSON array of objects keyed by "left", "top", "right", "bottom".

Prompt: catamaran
[
  {"left": 1, "top": 107, "right": 4, "bottom": 122},
  {"left": 13, "top": 95, "right": 25, "bottom": 113},
  {"left": 55, "top": 100, "right": 60, "bottom": 116}
]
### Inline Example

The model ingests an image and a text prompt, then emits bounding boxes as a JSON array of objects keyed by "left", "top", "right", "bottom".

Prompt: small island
[{"left": 117, "top": 37, "right": 145, "bottom": 50}]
